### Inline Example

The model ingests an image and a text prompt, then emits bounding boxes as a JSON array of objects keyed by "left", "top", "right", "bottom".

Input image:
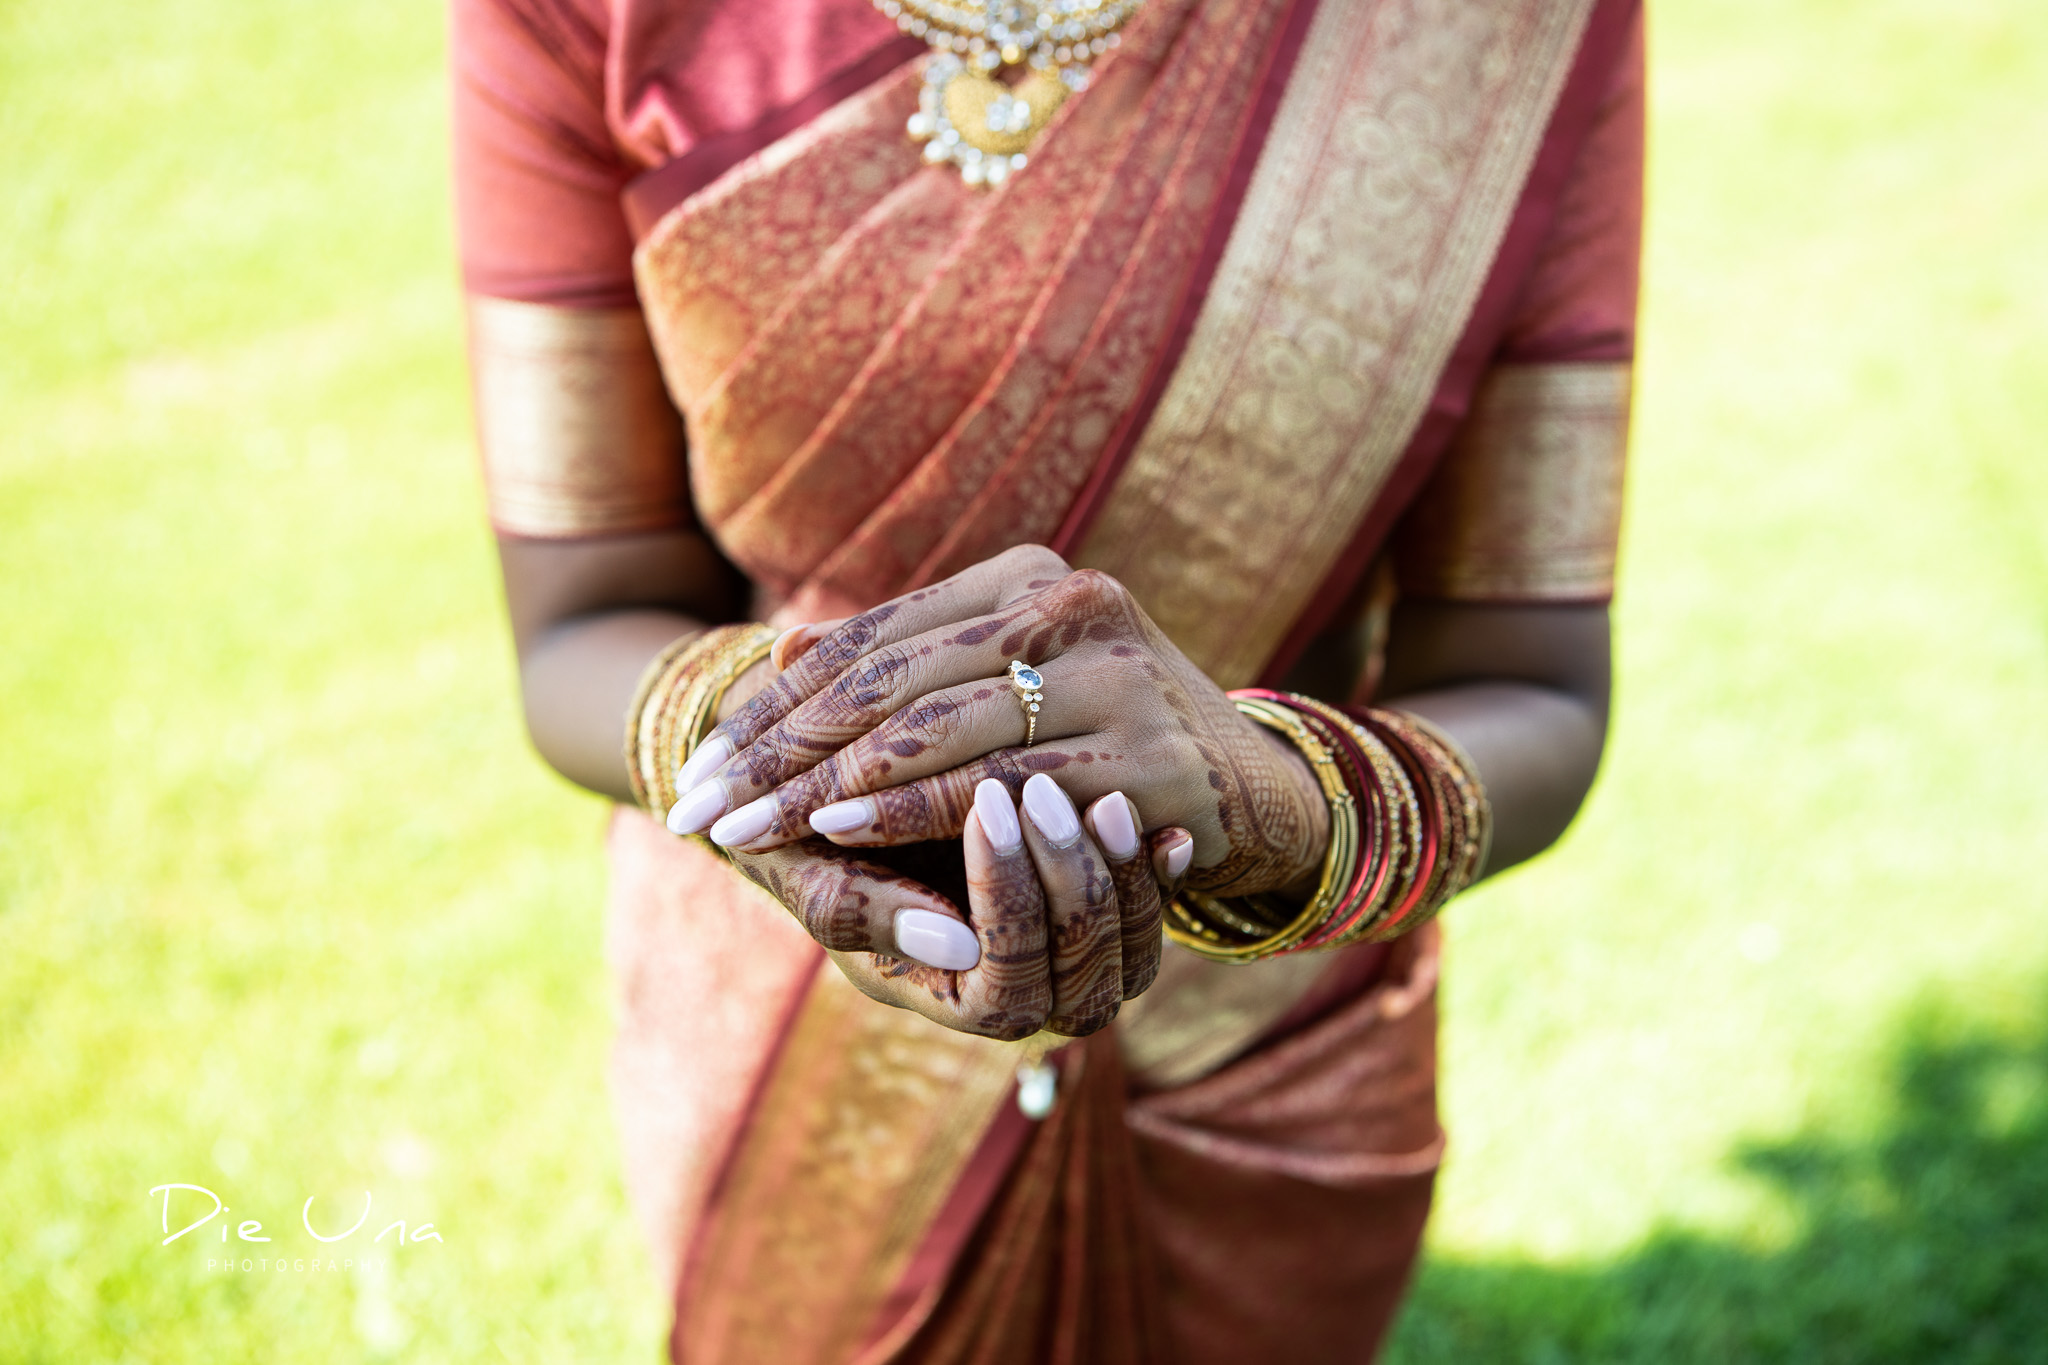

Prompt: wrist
[
  {"left": 623, "top": 621, "right": 778, "bottom": 819},
  {"left": 1258, "top": 725, "right": 1332, "bottom": 898}
]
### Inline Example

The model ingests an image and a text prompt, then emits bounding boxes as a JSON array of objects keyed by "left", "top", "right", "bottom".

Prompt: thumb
[{"left": 1147, "top": 827, "right": 1194, "bottom": 899}]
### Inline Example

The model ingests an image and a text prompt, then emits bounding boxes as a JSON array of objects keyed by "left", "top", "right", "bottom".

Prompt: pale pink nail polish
[
  {"left": 769, "top": 625, "right": 811, "bottom": 671},
  {"left": 894, "top": 909, "right": 981, "bottom": 970},
  {"left": 675, "top": 734, "right": 733, "bottom": 796},
  {"left": 975, "top": 779, "right": 1023, "bottom": 854},
  {"left": 709, "top": 795, "right": 777, "bottom": 847},
  {"left": 1088, "top": 792, "right": 1140, "bottom": 862},
  {"left": 809, "top": 798, "right": 873, "bottom": 838},
  {"left": 1022, "top": 773, "right": 1081, "bottom": 848},
  {"left": 667, "top": 781, "right": 728, "bottom": 836},
  {"left": 1163, "top": 835, "right": 1193, "bottom": 880}
]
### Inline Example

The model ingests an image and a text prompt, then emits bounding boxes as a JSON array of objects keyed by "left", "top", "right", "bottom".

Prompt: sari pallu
[{"left": 569, "top": 1, "right": 1644, "bottom": 1361}]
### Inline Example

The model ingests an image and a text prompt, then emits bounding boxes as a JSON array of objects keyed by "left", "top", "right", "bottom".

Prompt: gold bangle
[
  {"left": 624, "top": 632, "right": 705, "bottom": 813},
  {"left": 1163, "top": 697, "right": 1361, "bottom": 963},
  {"left": 623, "top": 622, "right": 778, "bottom": 819},
  {"left": 1379, "top": 709, "right": 1492, "bottom": 922},
  {"left": 1274, "top": 695, "right": 1409, "bottom": 945}
]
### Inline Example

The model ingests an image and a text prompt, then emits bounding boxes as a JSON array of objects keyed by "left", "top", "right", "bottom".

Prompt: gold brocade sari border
[
  {"left": 1075, "top": 0, "right": 1601, "bottom": 687},
  {"left": 672, "top": 959, "right": 1048, "bottom": 1364}
]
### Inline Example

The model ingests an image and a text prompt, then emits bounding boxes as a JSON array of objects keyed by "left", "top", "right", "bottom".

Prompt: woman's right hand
[{"left": 723, "top": 777, "right": 1187, "bottom": 1040}]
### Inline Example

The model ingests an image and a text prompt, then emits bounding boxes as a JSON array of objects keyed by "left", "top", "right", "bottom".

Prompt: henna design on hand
[{"left": 706, "top": 543, "right": 1333, "bottom": 1038}]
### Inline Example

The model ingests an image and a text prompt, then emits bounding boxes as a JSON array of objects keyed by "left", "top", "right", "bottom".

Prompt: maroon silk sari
[{"left": 453, "top": 0, "right": 1644, "bottom": 1357}]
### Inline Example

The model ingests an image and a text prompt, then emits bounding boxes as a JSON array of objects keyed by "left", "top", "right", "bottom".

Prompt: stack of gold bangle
[
  {"left": 1163, "top": 690, "right": 1492, "bottom": 963},
  {"left": 1164, "top": 697, "right": 1360, "bottom": 961},
  {"left": 624, "top": 621, "right": 780, "bottom": 820},
  {"left": 1370, "top": 708, "right": 1492, "bottom": 931}
]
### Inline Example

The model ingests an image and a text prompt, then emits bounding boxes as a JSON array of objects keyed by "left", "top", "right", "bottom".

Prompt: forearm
[
  {"left": 1380, "top": 680, "right": 1603, "bottom": 877},
  {"left": 498, "top": 529, "right": 753, "bottom": 803},
  {"left": 520, "top": 610, "right": 708, "bottom": 801},
  {"left": 1290, "top": 598, "right": 1611, "bottom": 881}
]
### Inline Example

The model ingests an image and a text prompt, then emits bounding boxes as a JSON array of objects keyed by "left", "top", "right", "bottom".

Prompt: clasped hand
[{"left": 668, "top": 545, "right": 1329, "bottom": 1040}]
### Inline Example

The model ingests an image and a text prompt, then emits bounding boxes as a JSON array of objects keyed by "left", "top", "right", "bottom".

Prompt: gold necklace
[{"left": 874, "top": 0, "right": 1144, "bottom": 185}]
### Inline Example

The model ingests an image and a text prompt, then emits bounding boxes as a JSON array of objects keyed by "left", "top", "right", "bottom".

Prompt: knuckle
[
  {"left": 830, "top": 645, "right": 913, "bottom": 711},
  {"left": 799, "top": 872, "right": 883, "bottom": 953},
  {"left": 873, "top": 774, "right": 973, "bottom": 840},
  {"left": 1002, "top": 543, "right": 1070, "bottom": 578},
  {"left": 974, "top": 1012, "right": 1049, "bottom": 1043},
  {"left": 873, "top": 782, "right": 943, "bottom": 840},
  {"left": 980, "top": 749, "right": 1032, "bottom": 790},
  {"left": 778, "top": 759, "right": 846, "bottom": 820},
  {"left": 1063, "top": 568, "right": 1130, "bottom": 615},
  {"left": 723, "top": 674, "right": 796, "bottom": 746},
  {"left": 733, "top": 725, "right": 810, "bottom": 787},
  {"left": 897, "top": 691, "right": 967, "bottom": 747},
  {"left": 814, "top": 608, "right": 890, "bottom": 669},
  {"left": 1048, "top": 997, "right": 1121, "bottom": 1038}
]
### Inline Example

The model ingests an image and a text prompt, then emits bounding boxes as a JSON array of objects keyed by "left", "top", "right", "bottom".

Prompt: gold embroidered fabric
[
  {"left": 1115, "top": 944, "right": 1332, "bottom": 1090},
  {"left": 465, "top": 297, "right": 687, "bottom": 538},
  {"left": 674, "top": 961, "right": 1046, "bottom": 1365},
  {"left": 1395, "top": 360, "right": 1632, "bottom": 600},
  {"left": 1077, "top": 0, "right": 1599, "bottom": 686}
]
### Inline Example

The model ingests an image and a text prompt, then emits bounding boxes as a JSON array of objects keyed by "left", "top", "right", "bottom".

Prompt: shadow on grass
[{"left": 1386, "top": 1002, "right": 2048, "bottom": 1364}]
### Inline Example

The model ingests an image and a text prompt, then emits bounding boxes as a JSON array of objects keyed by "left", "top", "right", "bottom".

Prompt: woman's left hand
[{"left": 667, "top": 544, "right": 1329, "bottom": 900}]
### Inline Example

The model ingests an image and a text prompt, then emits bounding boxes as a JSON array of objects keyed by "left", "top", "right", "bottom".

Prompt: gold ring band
[{"left": 1007, "top": 660, "right": 1045, "bottom": 746}]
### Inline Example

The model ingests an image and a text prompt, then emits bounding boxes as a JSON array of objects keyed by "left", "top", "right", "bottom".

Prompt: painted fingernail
[
  {"left": 1022, "top": 773, "right": 1082, "bottom": 848},
  {"left": 1163, "top": 834, "right": 1193, "bottom": 880},
  {"left": 895, "top": 909, "right": 981, "bottom": 971},
  {"left": 769, "top": 625, "right": 812, "bottom": 672},
  {"left": 975, "top": 779, "right": 1023, "bottom": 854},
  {"left": 675, "top": 734, "right": 733, "bottom": 796},
  {"left": 1088, "top": 792, "right": 1140, "bottom": 862},
  {"left": 709, "top": 795, "right": 777, "bottom": 847},
  {"left": 667, "top": 781, "right": 729, "bottom": 836},
  {"left": 808, "top": 798, "right": 874, "bottom": 838}
]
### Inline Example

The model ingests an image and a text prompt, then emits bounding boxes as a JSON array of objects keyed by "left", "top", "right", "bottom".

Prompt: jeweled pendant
[
  {"left": 908, "top": 56, "right": 1074, "bottom": 186},
  {"left": 881, "top": 0, "right": 1137, "bottom": 185}
]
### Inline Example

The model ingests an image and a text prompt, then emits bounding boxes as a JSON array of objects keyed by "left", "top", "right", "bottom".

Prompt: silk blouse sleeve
[
  {"left": 1391, "top": 8, "right": 1646, "bottom": 604},
  {"left": 450, "top": 0, "right": 691, "bottom": 539}
]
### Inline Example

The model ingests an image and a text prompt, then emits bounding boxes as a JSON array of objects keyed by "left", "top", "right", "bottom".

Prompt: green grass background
[{"left": 2, "top": 0, "right": 2043, "bottom": 1359}]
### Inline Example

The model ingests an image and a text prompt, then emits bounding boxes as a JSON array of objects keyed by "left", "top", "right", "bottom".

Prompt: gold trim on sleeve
[
  {"left": 465, "top": 297, "right": 688, "bottom": 539},
  {"left": 1395, "top": 360, "right": 1632, "bottom": 601}
]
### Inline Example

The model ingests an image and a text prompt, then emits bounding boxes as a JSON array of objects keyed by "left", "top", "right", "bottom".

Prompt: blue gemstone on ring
[{"left": 1012, "top": 664, "right": 1044, "bottom": 690}]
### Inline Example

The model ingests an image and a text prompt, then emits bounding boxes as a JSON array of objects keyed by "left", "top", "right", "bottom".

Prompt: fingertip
[
  {"left": 809, "top": 797, "right": 874, "bottom": 840},
  {"left": 769, "top": 624, "right": 813, "bottom": 672},
  {"left": 708, "top": 794, "right": 777, "bottom": 848},
  {"left": 1021, "top": 773, "right": 1082, "bottom": 848},
  {"left": 1084, "top": 791, "right": 1141, "bottom": 862},
  {"left": 770, "top": 617, "right": 849, "bottom": 671},
  {"left": 974, "top": 778, "right": 1024, "bottom": 855},
  {"left": 667, "top": 781, "right": 728, "bottom": 837},
  {"left": 674, "top": 734, "right": 734, "bottom": 801},
  {"left": 1153, "top": 828, "right": 1194, "bottom": 885},
  {"left": 894, "top": 908, "right": 981, "bottom": 971}
]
